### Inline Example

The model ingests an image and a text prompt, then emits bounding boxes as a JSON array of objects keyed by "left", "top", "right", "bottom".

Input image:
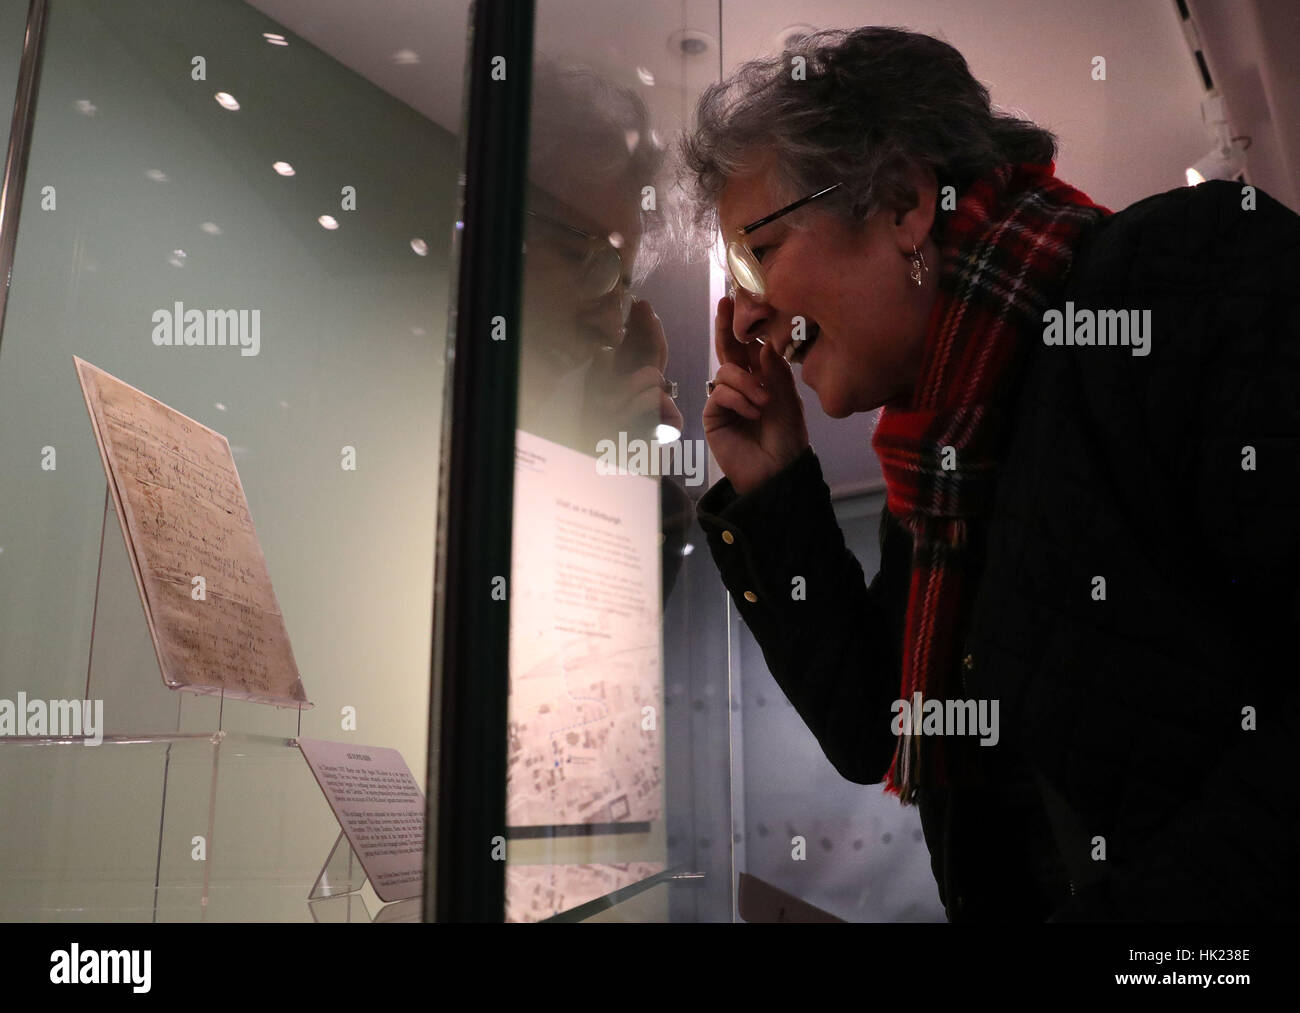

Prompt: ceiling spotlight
[
  {"left": 263, "top": 32, "right": 288, "bottom": 46},
  {"left": 666, "top": 28, "right": 714, "bottom": 59},
  {"left": 273, "top": 161, "right": 295, "bottom": 176},
  {"left": 318, "top": 215, "right": 339, "bottom": 230},
  {"left": 392, "top": 49, "right": 419, "bottom": 65},
  {"left": 1187, "top": 91, "right": 1249, "bottom": 185},
  {"left": 1186, "top": 139, "right": 1248, "bottom": 186},
  {"left": 654, "top": 422, "right": 681, "bottom": 445},
  {"left": 772, "top": 23, "right": 819, "bottom": 51},
  {"left": 214, "top": 92, "right": 240, "bottom": 111},
  {"left": 410, "top": 237, "right": 429, "bottom": 256}
]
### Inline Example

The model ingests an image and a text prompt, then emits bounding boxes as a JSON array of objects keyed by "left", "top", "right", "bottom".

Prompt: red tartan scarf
[{"left": 870, "top": 161, "right": 1111, "bottom": 803}]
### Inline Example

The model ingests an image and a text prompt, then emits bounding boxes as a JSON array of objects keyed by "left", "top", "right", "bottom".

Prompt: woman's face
[{"left": 718, "top": 160, "right": 939, "bottom": 417}]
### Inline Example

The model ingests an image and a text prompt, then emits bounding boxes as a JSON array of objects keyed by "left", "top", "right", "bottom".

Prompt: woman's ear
[{"left": 891, "top": 165, "right": 939, "bottom": 253}]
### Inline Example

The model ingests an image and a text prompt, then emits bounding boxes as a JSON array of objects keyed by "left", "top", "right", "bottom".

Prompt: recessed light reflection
[
  {"left": 168, "top": 249, "right": 187, "bottom": 268},
  {"left": 200, "top": 222, "right": 222, "bottom": 235},
  {"left": 636, "top": 67, "right": 655, "bottom": 86},
  {"left": 75, "top": 99, "right": 97, "bottom": 116},
  {"left": 318, "top": 215, "right": 339, "bottom": 230},
  {"left": 263, "top": 32, "right": 288, "bottom": 46},
  {"left": 214, "top": 403, "right": 227, "bottom": 412},
  {"left": 655, "top": 423, "right": 681, "bottom": 444},
  {"left": 392, "top": 49, "right": 419, "bottom": 65},
  {"left": 273, "top": 161, "right": 295, "bottom": 176},
  {"left": 214, "top": 92, "right": 240, "bottom": 111},
  {"left": 146, "top": 169, "right": 169, "bottom": 182},
  {"left": 410, "top": 238, "right": 428, "bottom": 256}
]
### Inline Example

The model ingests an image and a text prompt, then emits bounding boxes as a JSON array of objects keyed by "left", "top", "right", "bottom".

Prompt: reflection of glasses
[
  {"left": 524, "top": 210, "right": 627, "bottom": 301},
  {"left": 726, "top": 182, "right": 842, "bottom": 300}
]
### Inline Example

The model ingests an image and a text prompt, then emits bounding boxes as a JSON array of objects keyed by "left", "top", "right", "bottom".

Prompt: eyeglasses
[
  {"left": 524, "top": 209, "right": 628, "bottom": 302},
  {"left": 726, "top": 182, "right": 842, "bottom": 300}
]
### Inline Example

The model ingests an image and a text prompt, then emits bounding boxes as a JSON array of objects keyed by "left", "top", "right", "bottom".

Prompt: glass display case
[
  {"left": 0, "top": 0, "right": 458, "bottom": 921},
  {"left": 431, "top": 0, "right": 734, "bottom": 922},
  {"left": 0, "top": 0, "right": 737, "bottom": 922}
]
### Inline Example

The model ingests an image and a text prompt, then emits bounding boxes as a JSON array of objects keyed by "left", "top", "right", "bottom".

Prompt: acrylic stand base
[{"left": 306, "top": 831, "right": 420, "bottom": 923}]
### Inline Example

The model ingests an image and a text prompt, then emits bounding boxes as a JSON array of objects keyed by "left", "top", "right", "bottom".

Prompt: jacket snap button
[
  {"left": 743, "top": 590, "right": 757, "bottom": 603},
  {"left": 722, "top": 530, "right": 735, "bottom": 544}
]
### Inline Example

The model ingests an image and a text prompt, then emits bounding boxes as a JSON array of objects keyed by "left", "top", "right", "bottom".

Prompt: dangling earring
[{"left": 910, "top": 242, "right": 928, "bottom": 287}]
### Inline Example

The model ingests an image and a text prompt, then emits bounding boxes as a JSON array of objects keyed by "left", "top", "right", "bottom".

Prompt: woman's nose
[{"left": 730, "top": 287, "right": 771, "bottom": 344}]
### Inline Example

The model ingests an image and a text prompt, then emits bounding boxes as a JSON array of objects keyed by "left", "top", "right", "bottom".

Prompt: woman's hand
[
  {"left": 584, "top": 298, "right": 683, "bottom": 443},
  {"left": 703, "top": 296, "right": 809, "bottom": 495}
]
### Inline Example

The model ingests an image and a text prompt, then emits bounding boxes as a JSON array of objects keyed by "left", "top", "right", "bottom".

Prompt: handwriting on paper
[{"left": 75, "top": 357, "right": 310, "bottom": 706}]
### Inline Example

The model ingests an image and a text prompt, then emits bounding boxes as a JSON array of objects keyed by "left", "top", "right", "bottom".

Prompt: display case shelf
[{"left": 0, "top": 732, "right": 399, "bottom": 921}]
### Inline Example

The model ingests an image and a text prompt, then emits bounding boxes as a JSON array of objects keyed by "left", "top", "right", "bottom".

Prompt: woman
[{"left": 679, "top": 26, "right": 1299, "bottom": 921}]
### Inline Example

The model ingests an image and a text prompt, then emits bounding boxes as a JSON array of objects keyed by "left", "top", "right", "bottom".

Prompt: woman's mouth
[{"left": 792, "top": 322, "right": 820, "bottom": 364}]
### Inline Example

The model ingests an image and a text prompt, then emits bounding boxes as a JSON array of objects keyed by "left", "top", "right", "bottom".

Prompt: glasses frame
[
  {"left": 726, "top": 181, "right": 842, "bottom": 300},
  {"left": 524, "top": 209, "right": 627, "bottom": 300}
]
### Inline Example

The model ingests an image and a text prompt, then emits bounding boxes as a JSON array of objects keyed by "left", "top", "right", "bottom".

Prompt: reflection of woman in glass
[
  {"left": 681, "top": 27, "right": 1299, "bottom": 921},
  {"left": 517, "top": 61, "right": 693, "bottom": 600},
  {"left": 518, "top": 61, "right": 681, "bottom": 455}
]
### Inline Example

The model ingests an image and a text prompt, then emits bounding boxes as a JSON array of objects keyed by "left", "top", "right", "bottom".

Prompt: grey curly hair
[
  {"left": 675, "top": 26, "right": 1058, "bottom": 250},
  {"left": 527, "top": 58, "right": 670, "bottom": 286}
]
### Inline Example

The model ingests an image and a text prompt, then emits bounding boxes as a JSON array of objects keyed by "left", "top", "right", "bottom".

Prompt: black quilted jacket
[{"left": 696, "top": 179, "right": 1300, "bottom": 921}]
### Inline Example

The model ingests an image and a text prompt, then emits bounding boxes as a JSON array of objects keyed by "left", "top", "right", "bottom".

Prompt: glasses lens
[
  {"left": 578, "top": 245, "right": 623, "bottom": 299},
  {"left": 727, "top": 241, "right": 764, "bottom": 298}
]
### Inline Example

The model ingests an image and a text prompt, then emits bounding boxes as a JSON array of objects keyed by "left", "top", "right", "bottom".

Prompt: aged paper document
[{"left": 75, "top": 357, "right": 310, "bottom": 707}]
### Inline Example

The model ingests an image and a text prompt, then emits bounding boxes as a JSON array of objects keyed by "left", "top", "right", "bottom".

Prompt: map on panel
[
  {"left": 506, "top": 862, "right": 666, "bottom": 922},
  {"left": 507, "top": 429, "right": 664, "bottom": 829}
]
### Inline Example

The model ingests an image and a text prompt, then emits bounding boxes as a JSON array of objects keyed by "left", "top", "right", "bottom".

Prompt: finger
[
  {"left": 606, "top": 365, "right": 670, "bottom": 405},
  {"left": 633, "top": 299, "right": 669, "bottom": 373},
  {"left": 659, "top": 392, "right": 684, "bottom": 433},
  {"left": 714, "top": 362, "right": 770, "bottom": 406},
  {"left": 713, "top": 296, "right": 749, "bottom": 370},
  {"left": 614, "top": 382, "right": 663, "bottom": 424},
  {"left": 757, "top": 337, "right": 794, "bottom": 388},
  {"left": 706, "top": 381, "right": 761, "bottom": 421},
  {"left": 617, "top": 298, "right": 667, "bottom": 373}
]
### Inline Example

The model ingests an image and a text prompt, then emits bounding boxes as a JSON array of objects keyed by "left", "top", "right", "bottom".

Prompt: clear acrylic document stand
[
  {"left": 0, "top": 485, "right": 398, "bottom": 922},
  {"left": 307, "top": 833, "right": 420, "bottom": 923}
]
